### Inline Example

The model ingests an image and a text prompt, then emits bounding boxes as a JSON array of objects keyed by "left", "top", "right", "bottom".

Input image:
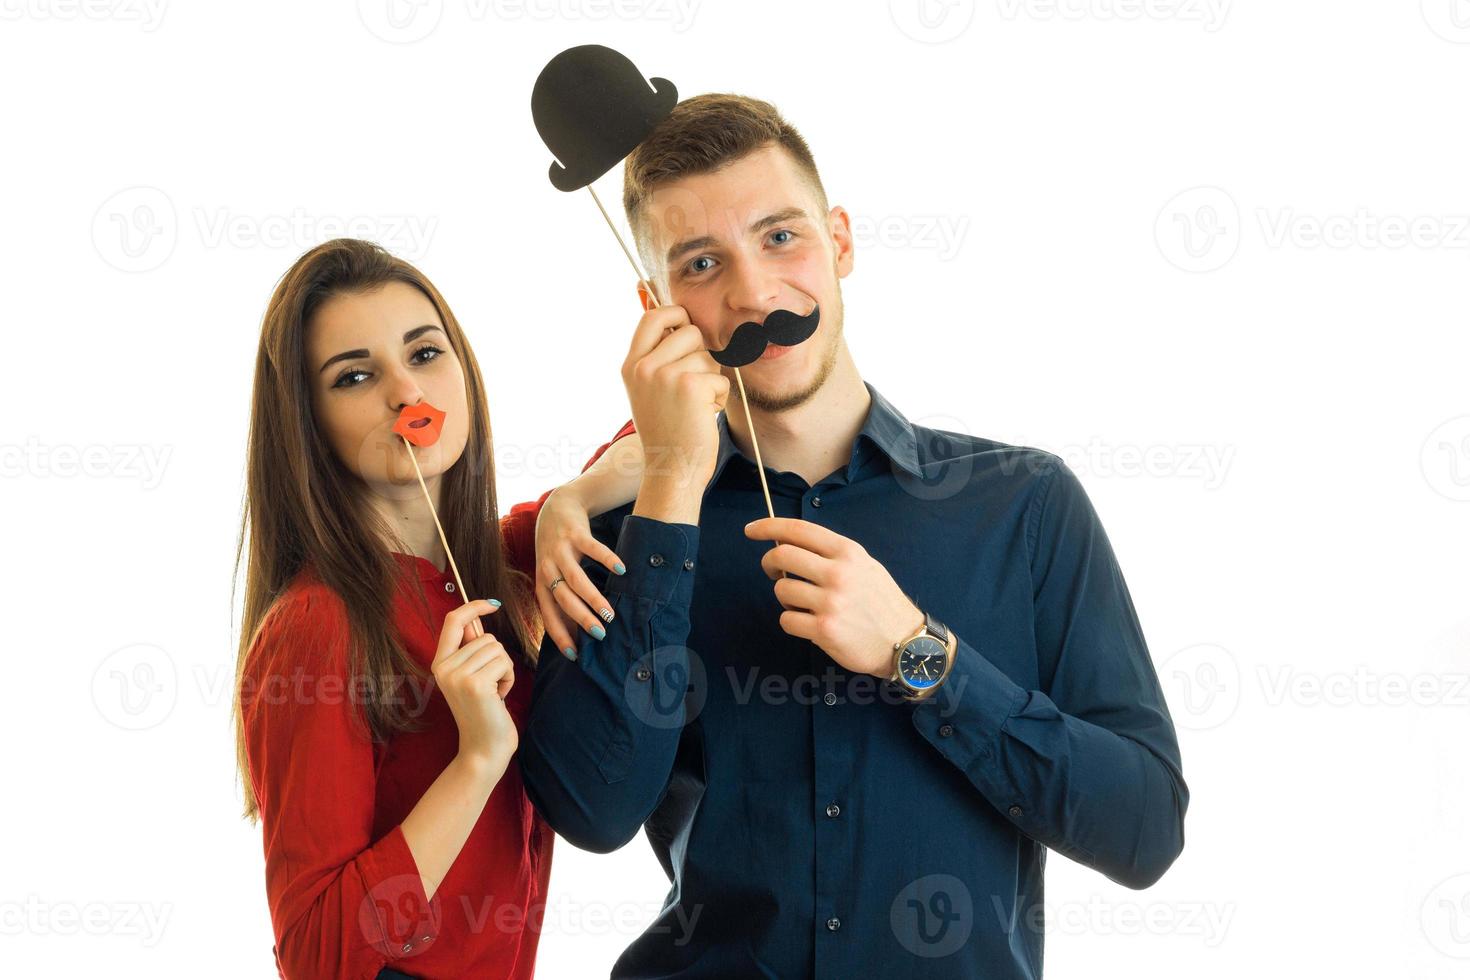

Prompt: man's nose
[{"left": 723, "top": 251, "right": 781, "bottom": 320}]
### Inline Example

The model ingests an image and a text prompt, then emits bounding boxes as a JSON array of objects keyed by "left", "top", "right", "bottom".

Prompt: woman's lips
[{"left": 392, "top": 402, "right": 447, "bottom": 448}]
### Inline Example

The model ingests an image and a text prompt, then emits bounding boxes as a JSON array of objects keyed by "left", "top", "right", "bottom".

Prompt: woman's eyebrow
[
  {"left": 318, "top": 324, "right": 446, "bottom": 374},
  {"left": 402, "top": 323, "right": 446, "bottom": 344}
]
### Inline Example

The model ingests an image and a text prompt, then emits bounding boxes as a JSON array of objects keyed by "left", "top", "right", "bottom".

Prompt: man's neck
[{"left": 725, "top": 345, "right": 869, "bottom": 487}]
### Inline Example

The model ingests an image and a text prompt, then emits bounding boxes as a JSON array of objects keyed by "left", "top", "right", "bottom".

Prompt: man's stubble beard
[{"left": 733, "top": 288, "right": 844, "bottom": 415}]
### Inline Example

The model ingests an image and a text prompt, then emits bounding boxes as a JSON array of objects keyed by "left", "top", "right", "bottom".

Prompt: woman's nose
[{"left": 385, "top": 365, "right": 425, "bottom": 412}]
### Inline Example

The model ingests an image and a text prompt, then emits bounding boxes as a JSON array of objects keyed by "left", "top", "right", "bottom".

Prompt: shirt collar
[
  {"left": 707, "top": 380, "right": 924, "bottom": 490},
  {"left": 393, "top": 551, "right": 449, "bottom": 584}
]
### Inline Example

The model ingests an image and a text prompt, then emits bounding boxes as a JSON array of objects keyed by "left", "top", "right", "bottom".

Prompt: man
[{"left": 519, "top": 93, "right": 1188, "bottom": 979}]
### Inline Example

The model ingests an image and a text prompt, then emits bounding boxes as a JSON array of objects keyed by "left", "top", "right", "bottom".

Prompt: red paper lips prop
[{"left": 392, "top": 402, "right": 446, "bottom": 448}]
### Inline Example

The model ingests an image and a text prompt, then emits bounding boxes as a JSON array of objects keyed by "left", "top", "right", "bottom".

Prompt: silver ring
[{"left": 548, "top": 576, "right": 565, "bottom": 593}]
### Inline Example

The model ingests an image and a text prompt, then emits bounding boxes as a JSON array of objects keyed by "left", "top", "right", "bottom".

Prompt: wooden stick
[
  {"left": 585, "top": 183, "right": 778, "bottom": 521},
  {"left": 401, "top": 434, "right": 483, "bottom": 638},
  {"left": 730, "top": 368, "right": 777, "bottom": 519}
]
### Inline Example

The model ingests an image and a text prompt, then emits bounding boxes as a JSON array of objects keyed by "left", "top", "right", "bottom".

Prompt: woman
[{"left": 232, "top": 238, "right": 641, "bottom": 978}]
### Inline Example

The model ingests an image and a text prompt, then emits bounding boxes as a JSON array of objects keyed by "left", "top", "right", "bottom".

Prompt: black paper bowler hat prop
[{"left": 532, "top": 44, "right": 678, "bottom": 192}]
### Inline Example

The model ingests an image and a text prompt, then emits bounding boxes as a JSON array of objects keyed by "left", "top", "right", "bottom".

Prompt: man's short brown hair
[{"left": 622, "top": 93, "right": 828, "bottom": 273}]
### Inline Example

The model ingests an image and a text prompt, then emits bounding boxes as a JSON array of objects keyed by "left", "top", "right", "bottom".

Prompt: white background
[{"left": 2, "top": 0, "right": 1468, "bottom": 976}]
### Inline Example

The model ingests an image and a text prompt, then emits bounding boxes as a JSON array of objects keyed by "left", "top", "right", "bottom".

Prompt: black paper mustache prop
[
  {"left": 708, "top": 304, "right": 821, "bottom": 367},
  {"left": 530, "top": 43, "right": 783, "bottom": 523}
]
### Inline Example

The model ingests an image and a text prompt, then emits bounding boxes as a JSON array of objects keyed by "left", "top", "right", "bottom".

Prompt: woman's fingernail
[
  {"left": 599, "top": 608, "right": 614, "bottom": 622},
  {"left": 613, "top": 562, "right": 627, "bottom": 575},
  {"left": 563, "top": 646, "right": 578, "bottom": 662},
  {"left": 590, "top": 624, "right": 607, "bottom": 640},
  {"left": 488, "top": 598, "right": 502, "bottom": 608}
]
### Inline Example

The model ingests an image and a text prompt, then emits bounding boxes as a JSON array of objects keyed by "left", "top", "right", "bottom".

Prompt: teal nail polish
[
  {"left": 563, "top": 646, "right": 578, "bottom": 661},
  {"left": 488, "top": 598, "right": 502, "bottom": 608},
  {"left": 614, "top": 562, "right": 626, "bottom": 575},
  {"left": 590, "top": 624, "right": 607, "bottom": 640}
]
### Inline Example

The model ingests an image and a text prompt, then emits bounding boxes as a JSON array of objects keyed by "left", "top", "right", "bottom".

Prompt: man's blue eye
[
  {"left": 689, "top": 256, "right": 714, "bottom": 274},
  {"left": 770, "top": 229, "right": 793, "bottom": 245}
]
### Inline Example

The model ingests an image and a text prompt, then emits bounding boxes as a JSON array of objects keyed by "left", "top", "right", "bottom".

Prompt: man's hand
[
  {"left": 622, "top": 304, "right": 729, "bottom": 524},
  {"left": 744, "top": 517, "right": 925, "bottom": 679}
]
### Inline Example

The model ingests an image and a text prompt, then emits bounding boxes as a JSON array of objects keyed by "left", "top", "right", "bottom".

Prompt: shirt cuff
[
  {"left": 356, "top": 824, "right": 440, "bottom": 960},
  {"left": 910, "top": 633, "right": 1028, "bottom": 773},
  {"left": 604, "top": 515, "right": 700, "bottom": 607}
]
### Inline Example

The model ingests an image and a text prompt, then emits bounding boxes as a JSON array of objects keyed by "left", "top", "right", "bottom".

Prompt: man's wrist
[{"left": 632, "top": 475, "right": 703, "bottom": 526}]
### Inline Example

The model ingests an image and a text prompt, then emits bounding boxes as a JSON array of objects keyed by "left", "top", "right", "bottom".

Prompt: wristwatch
[{"left": 888, "top": 611, "right": 957, "bottom": 701}]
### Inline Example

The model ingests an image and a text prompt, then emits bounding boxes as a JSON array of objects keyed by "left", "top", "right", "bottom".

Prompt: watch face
[{"left": 898, "top": 635, "right": 947, "bottom": 689}]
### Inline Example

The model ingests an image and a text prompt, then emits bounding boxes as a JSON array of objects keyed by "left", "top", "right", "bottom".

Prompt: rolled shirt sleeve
[
  {"left": 909, "top": 457, "right": 1189, "bottom": 889},
  {"left": 519, "top": 514, "right": 698, "bottom": 853},
  {"left": 242, "top": 586, "right": 439, "bottom": 977}
]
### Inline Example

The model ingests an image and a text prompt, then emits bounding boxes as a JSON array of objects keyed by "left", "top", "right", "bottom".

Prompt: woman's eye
[
  {"left": 411, "top": 344, "right": 444, "bottom": 364},
  {"left": 332, "top": 368, "right": 369, "bottom": 389},
  {"left": 687, "top": 256, "right": 714, "bottom": 275}
]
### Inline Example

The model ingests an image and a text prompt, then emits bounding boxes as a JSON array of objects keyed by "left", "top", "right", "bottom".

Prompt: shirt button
[
  {"left": 649, "top": 553, "right": 665, "bottom": 567},
  {"left": 401, "top": 942, "right": 414, "bottom": 953},
  {"left": 823, "top": 692, "right": 837, "bottom": 706},
  {"left": 683, "top": 558, "right": 695, "bottom": 571},
  {"left": 826, "top": 917, "right": 841, "bottom": 931},
  {"left": 420, "top": 935, "right": 432, "bottom": 943},
  {"left": 1009, "top": 805, "right": 1023, "bottom": 818},
  {"left": 811, "top": 495, "right": 822, "bottom": 508},
  {"left": 938, "top": 724, "right": 954, "bottom": 738},
  {"left": 635, "top": 666, "right": 652, "bottom": 682},
  {"left": 825, "top": 802, "right": 841, "bottom": 818},
  {"left": 444, "top": 581, "right": 455, "bottom": 593}
]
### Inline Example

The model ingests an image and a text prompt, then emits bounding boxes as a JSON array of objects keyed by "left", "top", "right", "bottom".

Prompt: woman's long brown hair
[{"left": 231, "top": 238, "right": 538, "bottom": 823}]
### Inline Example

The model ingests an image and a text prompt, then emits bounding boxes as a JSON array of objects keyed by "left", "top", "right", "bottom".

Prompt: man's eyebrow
[
  {"left": 663, "top": 206, "right": 813, "bottom": 268},
  {"left": 318, "top": 324, "right": 446, "bottom": 374}
]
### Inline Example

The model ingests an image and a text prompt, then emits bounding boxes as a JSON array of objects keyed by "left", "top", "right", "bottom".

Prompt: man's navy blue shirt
[{"left": 520, "top": 383, "right": 1188, "bottom": 979}]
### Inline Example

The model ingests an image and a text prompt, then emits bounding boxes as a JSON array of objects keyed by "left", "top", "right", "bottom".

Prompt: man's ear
[
  {"left": 828, "top": 205, "right": 855, "bottom": 279},
  {"left": 636, "top": 281, "right": 656, "bottom": 311}
]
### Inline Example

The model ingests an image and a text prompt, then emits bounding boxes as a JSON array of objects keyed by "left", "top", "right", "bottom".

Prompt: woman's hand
[
  {"left": 433, "top": 599, "right": 518, "bottom": 768},
  {"left": 535, "top": 485, "right": 626, "bottom": 658}
]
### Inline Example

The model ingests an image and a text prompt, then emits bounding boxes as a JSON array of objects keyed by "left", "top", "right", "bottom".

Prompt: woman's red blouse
[{"left": 242, "top": 418, "right": 635, "bottom": 979}]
